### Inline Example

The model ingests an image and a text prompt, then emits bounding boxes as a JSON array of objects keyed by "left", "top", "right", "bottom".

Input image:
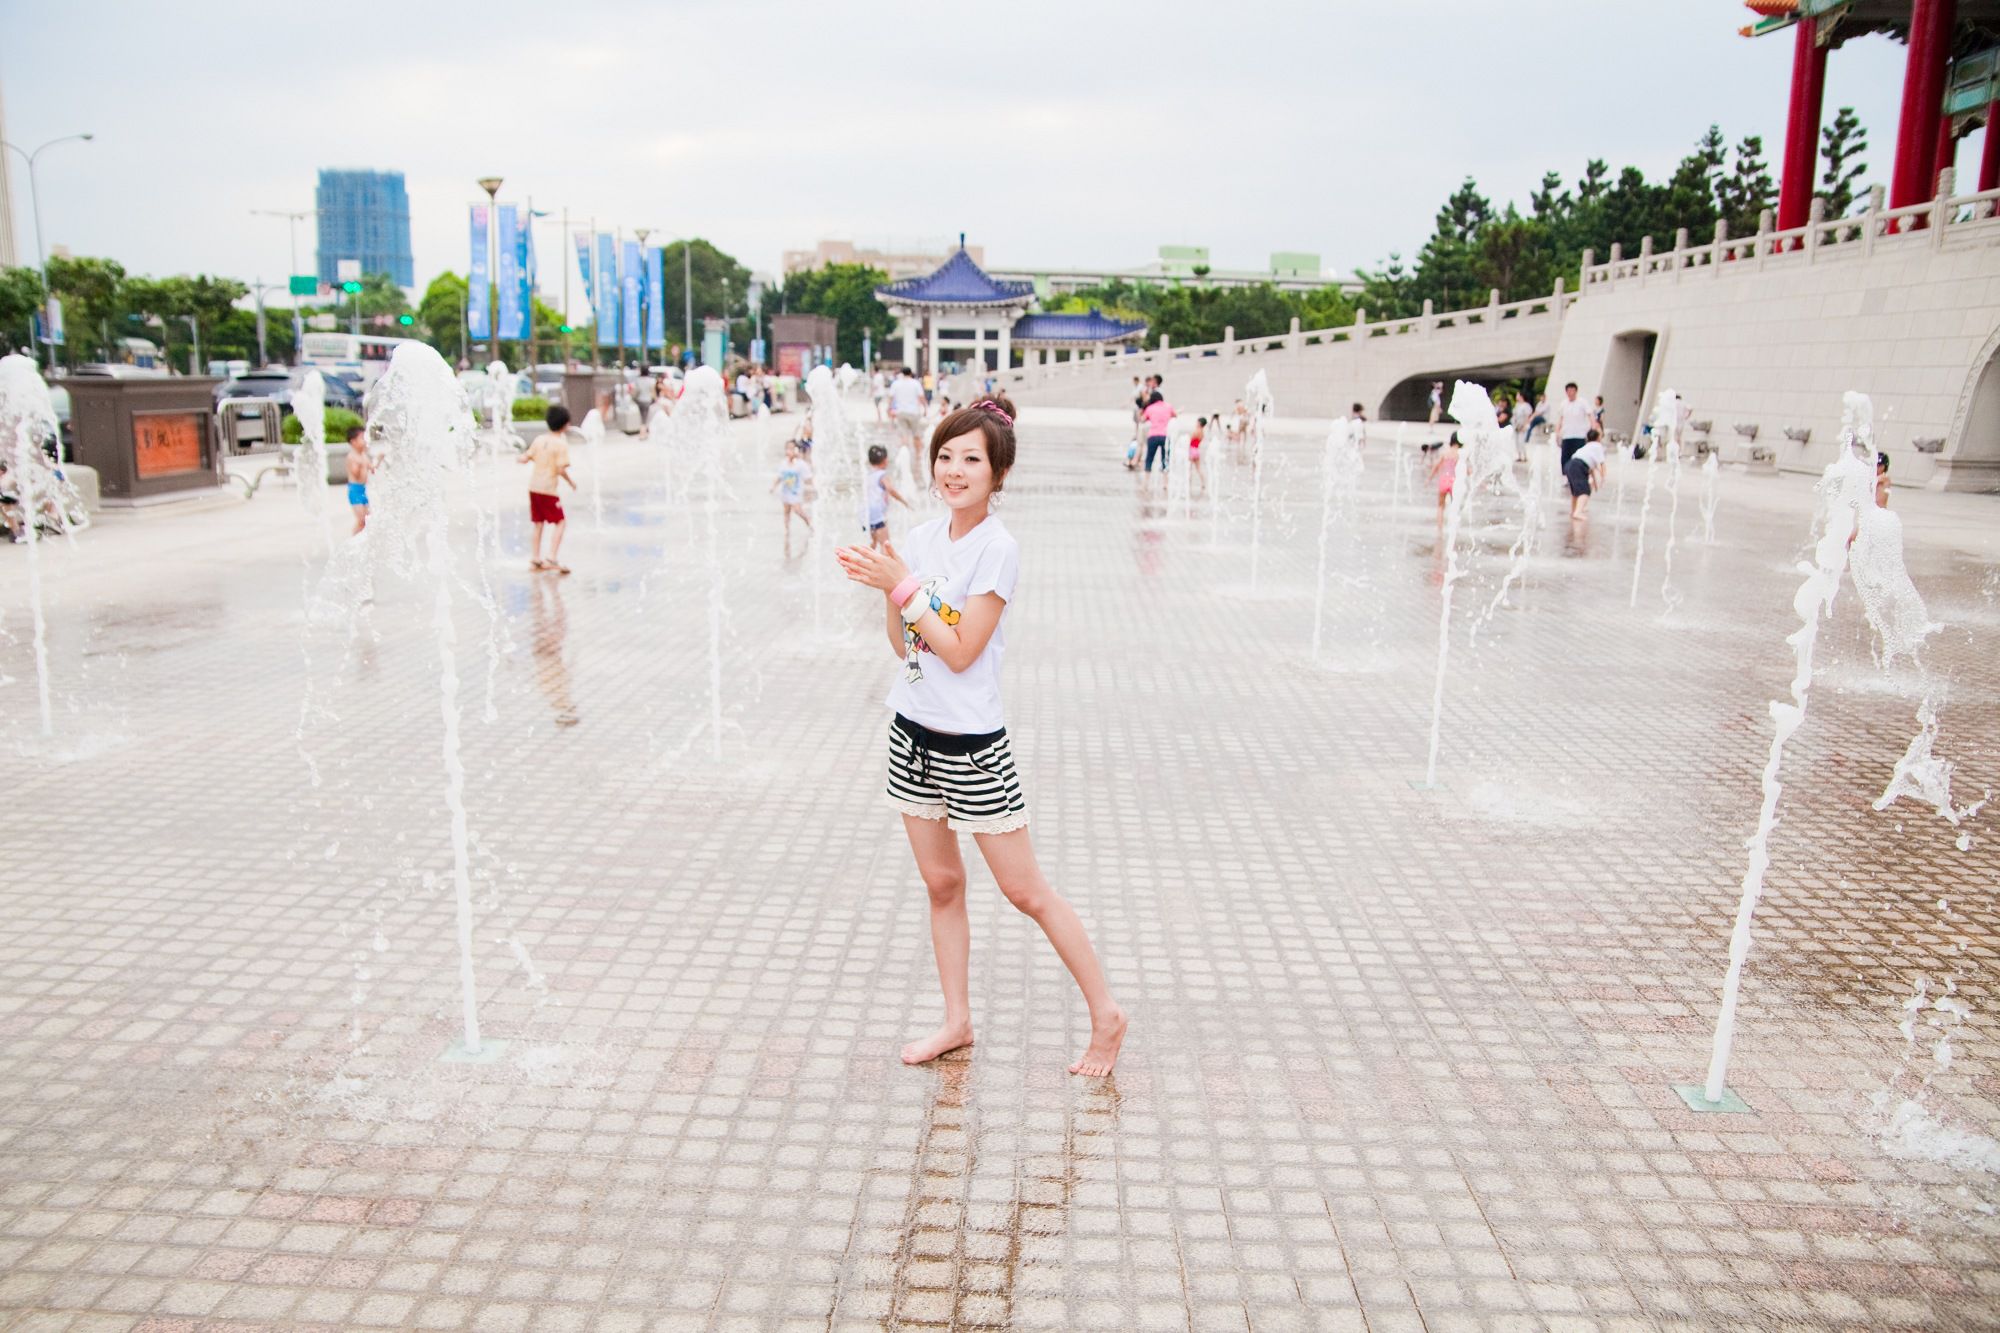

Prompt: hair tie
[{"left": 970, "top": 399, "right": 1014, "bottom": 426}]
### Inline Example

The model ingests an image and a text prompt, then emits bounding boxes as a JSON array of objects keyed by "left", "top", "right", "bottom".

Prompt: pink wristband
[{"left": 889, "top": 576, "right": 922, "bottom": 607}]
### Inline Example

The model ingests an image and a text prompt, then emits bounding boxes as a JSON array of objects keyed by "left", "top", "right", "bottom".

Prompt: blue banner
[
  {"left": 573, "top": 231, "right": 592, "bottom": 309},
  {"left": 621, "top": 240, "right": 641, "bottom": 350},
  {"left": 595, "top": 234, "right": 618, "bottom": 348},
  {"left": 646, "top": 247, "right": 664, "bottom": 349},
  {"left": 468, "top": 206, "right": 491, "bottom": 342},
  {"left": 496, "top": 205, "right": 525, "bottom": 342}
]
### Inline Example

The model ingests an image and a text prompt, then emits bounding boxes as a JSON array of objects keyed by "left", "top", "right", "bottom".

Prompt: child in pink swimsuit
[{"left": 1430, "top": 433, "right": 1461, "bottom": 519}]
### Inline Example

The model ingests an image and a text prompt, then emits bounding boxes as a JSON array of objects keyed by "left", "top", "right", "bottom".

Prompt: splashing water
[
  {"left": 1473, "top": 410, "right": 1545, "bottom": 640},
  {"left": 355, "top": 342, "right": 489, "bottom": 1054},
  {"left": 1850, "top": 507, "right": 1938, "bottom": 669},
  {"left": 1244, "top": 371, "right": 1273, "bottom": 589},
  {"left": 1309, "top": 417, "right": 1365, "bottom": 659},
  {"left": 294, "top": 369, "right": 334, "bottom": 548},
  {"left": 0, "top": 354, "right": 77, "bottom": 736},
  {"left": 1658, "top": 428, "right": 1684, "bottom": 616},
  {"left": 1699, "top": 451, "right": 1720, "bottom": 544},
  {"left": 1628, "top": 391, "right": 1675, "bottom": 609},
  {"left": 480, "top": 359, "right": 516, "bottom": 453},
  {"left": 1424, "top": 382, "right": 1506, "bottom": 787},
  {"left": 1699, "top": 416, "right": 1873, "bottom": 1104},
  {"left": 1874, "top": 695, "right": 1989, "bottom": 825},
  {"left": 678, "top": 368, "right": 732, "bottom": 757},
  {"left": 582, "top": 408, "right": 608, "bottom": 528}
]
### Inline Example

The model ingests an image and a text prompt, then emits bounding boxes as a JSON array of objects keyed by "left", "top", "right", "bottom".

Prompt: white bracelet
[{"left": 898, "top": 587, "right": 929, "bottom": 624}]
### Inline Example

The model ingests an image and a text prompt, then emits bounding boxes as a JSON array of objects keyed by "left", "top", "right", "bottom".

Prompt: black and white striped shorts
[{"left": 885, "top": 714, "right": 1030, "bottom": 834}]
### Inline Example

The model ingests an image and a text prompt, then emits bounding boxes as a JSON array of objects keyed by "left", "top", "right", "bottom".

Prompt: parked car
[
  {"left": 318, "top": 370, "right": 366, "bottom": 414},
  {"left": 214, "top": 367, "right": 294, "bottom": 411}
]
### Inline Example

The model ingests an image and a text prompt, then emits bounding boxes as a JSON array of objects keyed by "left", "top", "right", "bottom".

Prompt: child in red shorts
[{"left": 519, "top": 404, "right": 576, "bottom": 574}]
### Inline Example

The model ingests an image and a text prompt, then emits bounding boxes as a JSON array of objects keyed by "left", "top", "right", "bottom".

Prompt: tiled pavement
[{"left": 2, "top": 400, "right": 1999, "bottom": 1331}]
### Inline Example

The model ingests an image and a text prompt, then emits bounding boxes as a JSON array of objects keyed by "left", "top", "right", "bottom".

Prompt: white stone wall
[{"left": 1552, "top": 235, "right": 2000, "bottom": 489}]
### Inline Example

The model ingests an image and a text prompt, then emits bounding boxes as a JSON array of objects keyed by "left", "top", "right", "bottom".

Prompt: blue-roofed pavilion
[
  {"left": 1009, "top": 308, "right": 1148, "bottom": 354},
  {"left": 874, "top": 238, "right": 1035, "bottom": 375}
]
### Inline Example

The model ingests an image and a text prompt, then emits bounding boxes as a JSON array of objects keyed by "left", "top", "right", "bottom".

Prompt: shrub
[
  {"left": 512, "top": 395, "right": 549, "bottom": 421},
  {"left": 281, "top": 407, "right": 365, "bottom": 444}
]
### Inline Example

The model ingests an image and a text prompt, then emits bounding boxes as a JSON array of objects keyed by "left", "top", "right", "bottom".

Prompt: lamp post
[
  {"left": 477, "top": 175, "right": 503, "bottom": 366},
  {"left": 252, "top": 206, "right": 317, "bottom": 359},
  {"left": 634, "top": 227, "right": 651, "bottom": 370},
  {"left": 249, "top": 280, "right": 285, "bottom": 366},
  {"left": 2, "top": 131, "right": 94, "bottom": 364}
]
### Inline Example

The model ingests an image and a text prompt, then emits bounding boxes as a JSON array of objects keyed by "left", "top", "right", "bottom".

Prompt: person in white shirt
[
  {"left": 835, "top": 393, "right": 1127, "bottom": 1078},
  {"left": 1557, "top": 382, "right": 1594, "bottom": 473},
  {"left": 1565, "top": 427, "right": 1608, "bottom": 519},
  {"left": 871, "top": 370, "right": 889, "bottom": 423},
  {"left": 887, "top": 367, "right": 927, "bottom": 471}
]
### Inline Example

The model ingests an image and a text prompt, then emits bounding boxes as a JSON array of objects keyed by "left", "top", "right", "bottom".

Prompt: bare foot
[
  {"left": 1069, "top": 1006, "right": 1127, "bottom": 1076},
  {"left": 900, "top": 1021, "right": 974, "bottom": 1066}
]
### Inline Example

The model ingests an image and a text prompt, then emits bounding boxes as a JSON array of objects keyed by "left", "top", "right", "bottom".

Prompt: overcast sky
[{"left": 4, "top": 1, "right": 1908, "bottom": 315}]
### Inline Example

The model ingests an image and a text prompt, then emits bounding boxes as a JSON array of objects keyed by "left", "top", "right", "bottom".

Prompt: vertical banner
[
  {"left": 521, "top": 213, "right": 537, "bottom": 334},
  {"left": 621, "top": 240, "right": 641, "bottom": 350},
  {"left": 595, "top": 234, "right": 618, "bottom": 348},
  {"left": 468, "top": 205, "right": 491, "bottom": 342},
  {"left": 646, "top": 248, "right": 665, "bottom": 350},
  {"left": 496, "top": 205, "right": 525, "bottom": 342},
  {"left": 573, "top": 231, "right": 593, "bottom": 311}
]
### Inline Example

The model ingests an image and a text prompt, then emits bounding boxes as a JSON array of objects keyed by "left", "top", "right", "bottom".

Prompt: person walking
[
  {"left": 519, "top": 404, "right": 576, "bottom": 573},
  {"left": 1557, "top": 382, "right": 1592, "bottom": 473}
]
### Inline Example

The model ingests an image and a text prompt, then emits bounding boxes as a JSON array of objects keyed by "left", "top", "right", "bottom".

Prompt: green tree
[
  {"left": 1473, "top": 213, "right": 1557, "bottom": 301},
  {"left": 1412, "top": 178, "right": 1493, "bottom": 310},
  {"left": 771, "top": 262, "right": 899, "bottom": 365},
  {"left": 1821, "top": 106, "right": 1869, "bottom": 216},
  {"left": 0, "top": 266, "right": 45, "bottom": 353},
  {"left": 658, "top": 239, "right": 751, "bottom": 358},
  {"left": 1355, "top": 253, "right": 1419, "bottom": 318},
  {"left": 1717, "top": 134, "right": 1777, "bottom": 236},
  {"left": 45, "top": 254, "right": 127, "bottom": 363},
  {"left": 414, "top": 271, "right": 470, "bottom": 361}
]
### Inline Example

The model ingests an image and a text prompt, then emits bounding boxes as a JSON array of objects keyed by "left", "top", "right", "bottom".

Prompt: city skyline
[{"left": 4, "top": 1, "right": 1909, "bottom": 310}]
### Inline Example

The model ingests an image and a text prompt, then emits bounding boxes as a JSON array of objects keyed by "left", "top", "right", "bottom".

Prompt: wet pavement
[{"left": 3, "top": 400, "right": 2000, "bottom": 1331}]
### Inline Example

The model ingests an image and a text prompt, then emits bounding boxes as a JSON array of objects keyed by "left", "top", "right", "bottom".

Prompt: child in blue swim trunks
[{"left": 344, "top": 425, "right": 371, "bottom": 533}]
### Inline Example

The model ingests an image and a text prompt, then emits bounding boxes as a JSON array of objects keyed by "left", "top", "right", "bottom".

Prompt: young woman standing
[{"left": 835, "top": 395, "right": 1127, "bottom": 1077}]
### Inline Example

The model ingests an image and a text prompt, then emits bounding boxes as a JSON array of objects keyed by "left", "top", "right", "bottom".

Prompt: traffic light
[
  {"left": 398, "top": 314, "right": 415, "bottom": 326},
  {"left": 559, "top": 324, "right": 573, "bottom": 334},
  {"left": 341, "top": 281, "right": 362, "bottom": 294}
]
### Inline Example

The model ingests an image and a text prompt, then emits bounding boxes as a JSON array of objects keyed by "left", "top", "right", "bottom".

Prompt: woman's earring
[{"left": 990, "top": 490, "right": 1004, "bottom": 509}]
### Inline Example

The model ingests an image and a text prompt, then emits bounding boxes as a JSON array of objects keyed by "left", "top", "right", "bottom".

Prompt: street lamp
[
  {"left": 251, "top": 209, "right": 320, "bottom": 358},
  {"left": 477, "top": 176, "right": 503, "bottom": 367},
  {"left": 248, "top": 280, "right": 286, "bottom": 366},
  {"left": 1, "top": 132, "right": 94, "bottom": 364}
]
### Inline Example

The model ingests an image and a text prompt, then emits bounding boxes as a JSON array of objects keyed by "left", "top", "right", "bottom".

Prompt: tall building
[{"left": 315, "top": 169, "right": 413, "bottom": 288}]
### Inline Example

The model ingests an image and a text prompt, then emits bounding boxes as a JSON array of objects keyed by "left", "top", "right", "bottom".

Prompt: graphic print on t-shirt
[{"left": 901, "top": 576, "right": 962, "bottom": 681}]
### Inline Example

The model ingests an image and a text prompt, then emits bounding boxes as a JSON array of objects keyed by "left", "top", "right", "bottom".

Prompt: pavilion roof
[
  {"left": 1741, "top": 0, "right": 2000, "bottom": 44},
  {"left": 876, "top": 247, "right": 1034, "bottom": 308},
  {"left": 1009, "top": 309, "right": 1149, "bottom": 344}
]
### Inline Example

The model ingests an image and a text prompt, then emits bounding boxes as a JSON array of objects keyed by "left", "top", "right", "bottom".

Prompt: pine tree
[
  {"left": 1820, "top": 107, "right": 1869, "bottom": 216},
  {"left": 1717, "top": 135, "right": 1777, "bottom": 236}
]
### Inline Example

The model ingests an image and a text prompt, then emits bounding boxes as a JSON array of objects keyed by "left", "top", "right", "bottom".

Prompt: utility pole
[
  {"left": 560, "top": 205, "right": 571, "bottom": 368},
  {"left": 253, "top": 206, "right": 315, "bottom": 359},
  {"left": 477, "top": 176, "right": 503, "bottom": 366},
  {"left": 5, "top": 132, "right": 95, "bottom": 364},
  {"left": 635, "top": 226, "right": 651, "bottom": 370},
  {"left": 683, "top": 241, "right": 693, "bottom": 361}
]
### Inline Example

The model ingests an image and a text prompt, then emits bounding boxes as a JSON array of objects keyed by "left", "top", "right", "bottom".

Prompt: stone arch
[{"left": 1942, "top": 321, "right": 2000, "bottom": 492}]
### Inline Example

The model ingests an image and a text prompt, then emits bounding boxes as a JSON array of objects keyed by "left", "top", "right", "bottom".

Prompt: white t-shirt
[
  {"left": 1558, "top": 397, "right": 1592, "bottom": 440},
  {"left": 889, "top": 377, "right": 925, "bottom": 416},
  {"left": 885, "top": 515, "right": 1020, "bottom": 734},
  {"left": 1570, "top": 440, "right": 1606, "bottom": 471}
]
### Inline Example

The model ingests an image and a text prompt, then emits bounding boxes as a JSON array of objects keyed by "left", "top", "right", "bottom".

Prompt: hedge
[
  {"left": 281, "top": 407, "right": 365, "bottom": 444},
  {"left": 512, "top": 395, "right": 549, "bottom": 421}
]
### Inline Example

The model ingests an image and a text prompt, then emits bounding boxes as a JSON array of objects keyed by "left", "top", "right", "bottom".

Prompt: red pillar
[
  {"left": 1980, "top": 100, "right": 2000, "bottom": 192},
  {"left": 1777, "top": 17, "right": 1827, "bottom": 231},
  {"left": 1892, "top": 0, "right": 1956, "bottom": 208}
]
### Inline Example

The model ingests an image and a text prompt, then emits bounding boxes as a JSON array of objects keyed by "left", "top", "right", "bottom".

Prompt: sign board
[
  {"left": 289, "top": 275, "right": 319, "bottom": 297},
  {"left": 307, "top": 314, "right": 339, "bottom": 331},
  {"left": 336, "top": 259, "right": 362, "bottom": 283},
  {"left": 132, "top": 411, "right": 206, "bottom": 479}
]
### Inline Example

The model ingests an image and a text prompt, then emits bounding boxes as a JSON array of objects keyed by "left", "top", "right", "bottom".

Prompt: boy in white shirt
[{"left": 1566, "top": 427, "right": 1608, "bottom": 519}]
